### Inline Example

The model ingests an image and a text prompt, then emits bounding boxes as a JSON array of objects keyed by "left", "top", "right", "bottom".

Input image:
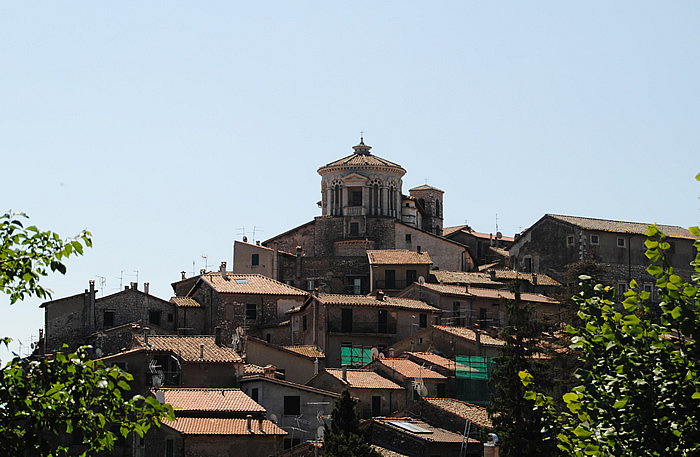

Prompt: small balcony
[{"left": 343, "top": 206, "right": 367, "bottom": 216}]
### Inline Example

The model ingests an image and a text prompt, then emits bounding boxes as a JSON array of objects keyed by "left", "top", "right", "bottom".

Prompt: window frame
[
  {"left": 283, "top": 395, "right": 301, "bottom": 416},
  {"left": 246, "top": 303, "right": 257, "bottom": 320}
]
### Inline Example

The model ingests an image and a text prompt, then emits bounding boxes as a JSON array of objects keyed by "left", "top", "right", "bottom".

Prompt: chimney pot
[
  {"left": 200, "top": 269, "right": 206, "bottom": 275},
  {"left": 144, "top": 283, "right": 149, "bottom": 295},
  {"left": 342, "top": 366, "right": 347, "bottom": 382},
  {"left": 258, "top": 418, "right": 264, "bottom": 432},
  {"left": 246, "top": 415, "right": 253, "bottom": 433},
  {"left": 181, "top": 271, "right": 186, "bottom": 280},
  {"left": 131, "top": 282, "right": 137, "bottom": 290},
  {"left": 417, "top": 245, "right": 422, "bottom": 254},
  {"left": 220, "top": 262, "right": 228, "bottom": 280},
  {"left": 200, "top": 343, "right": 204, "bottom": 358},
  {"left": 377, "top": 290, "right": 385, "bottom": 301}
]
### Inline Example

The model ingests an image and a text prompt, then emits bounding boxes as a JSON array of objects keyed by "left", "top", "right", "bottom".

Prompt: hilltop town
[{"left": 34, "top": 140, "right": 698, "bottom": 457}]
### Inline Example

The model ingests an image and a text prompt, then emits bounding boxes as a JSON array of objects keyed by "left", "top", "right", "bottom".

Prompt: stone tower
[{"left": 409, "top": 185, "right": 444, "bottom": 236}]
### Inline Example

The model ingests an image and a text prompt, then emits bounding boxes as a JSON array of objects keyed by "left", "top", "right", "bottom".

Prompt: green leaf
[
  {"left": 573, "top": 425, "right": 592, "bottom": 438},
  {"left": 583, "top": 444, "right": 600, "bottom": 455},
  {"left": 647, "top": 265, "right": 663, "bottom": 277},
  {"left": 613, "top": 398, "right": 628, "bottom": 408},
  {"left": 690, "top": 226, "right": 700, "bottom": 237},
  {"left": 622, "top": 314, "right": 640, "bottom": 326},
  {"left": 671, "top": 306, "right": 682, "bottom": 320},
  {"left": 622, "top": 296, "right": 638, "bottom": 312}
]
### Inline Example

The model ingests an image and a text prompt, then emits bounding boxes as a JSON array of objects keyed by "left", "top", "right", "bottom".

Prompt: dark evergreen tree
[
  {"left": 323, "top": 389, "right": 381, "bottom": 457},
  {"left": 487, "top": 284, "right": 562, "bottom": 456}
]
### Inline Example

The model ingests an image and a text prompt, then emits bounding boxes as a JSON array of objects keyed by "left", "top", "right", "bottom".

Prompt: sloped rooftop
[
  {"left": 156, "top": 388, "right": 265, "bottom": 414},
  {"left": 324, "top": 368, "right": 403, "bottom": 389},
  {"left": 170, "top": 297, "right": 202, "bottom": 308},
  {"left": 367, "top": 250, "right": 433, "bottom": 265},
  {"left": 133, "top": 335, "right": 244, "bottom": 363},
  {"left": 422, "top": 397, "right": 492, "bottom": 428},
  {"left": 314, "top": 294, "right": 439, "bottom": 312},
  {"left": 419, "top": 283, "right": 559, "bottom": 305},
  {"left": 431, "top": 326, "right": 504, "bottom": 347},
  {"left": 547, "top": 214, "right": 696, "bottom": 239},
  {"left": 200, "top": 273, "right": 308, "bottom": 296},
  {"left": 375, "top": 358, "right": 447, "bottom": 379},
  {"left": 405, "top": 352, "right": 457, "bottom": 372},
  {"left": 373, "top": 417, "right": 479, "bottom": 444},
  {"left": 164, "top": 417, "right": 286, "bottom": 436}
]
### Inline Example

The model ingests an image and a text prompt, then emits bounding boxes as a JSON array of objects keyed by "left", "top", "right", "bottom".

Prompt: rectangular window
[
  {"left": 617, "top": 237, "right": 627, "bottom": 248},
  {"left": 524, "top": 257, "right": 532, "bottom": 273},
  {"left": 246, "top": 303, "right": 257, "bottom": 320},
  {"left": 352, "top": 190, "right": 362, "bottom": 206},
  {"left": 353, "top": 278, "right": 362, "bottom": 295},
  {"left": 167, "top": 313, "right": 174, "bottom": 322},
  {"left": 567, "top": 235, "right": 575, "bottom": 246},
  {"left": 405, "top": 234, "right": 412, "bottom": 242},
  {"left": 419, "top": 313, "right": 427, "bottom": 328},
  {"left": 372, "top": 396, "right": 381, "bottom": 416},
  {"left": 590, "top": 234, "right": 599, "bottom": 245},
  {"left": 302, "top": 315, "right": 307, "bottom": 331},
  {"left": 385, "top": 269, "right": 396, "bottom": 289},
  {"left": 149, "top": 311, "right": 161, "bottom": 326},
  {"left": 251, "top": 387, "right": 259, "bottom": 402},
  {"left": 283, "top": 396, "right": 301, "bottom": 415},
  {"left": 350, "top": 222, "right": 359, "bottom": 236},
  {"left": 103, "top": 310, "right": 115, "bottom": 328},
  {"left": 166, "top": 439, "right": 174, "bottom": 457},
  {"left": 341, "top": 308, "right": 353, "bottom": 332},
  {"left": 378, "top": 309, "right": 388, "bottom": 333},
  {"left": 252, "top": 254, "right": 259, "bottom": 266},
  {"left": 341, "top": 344, "right": 372, "bottom": 366},
  {"left": 617, "top": 282, "right": 628, "bottom": 297},
  {"left": 307, "top": 279, "right": 317, "bottom": 291},
  {"left": 406, "top": 269, "right": 417, "bottom": 285}
]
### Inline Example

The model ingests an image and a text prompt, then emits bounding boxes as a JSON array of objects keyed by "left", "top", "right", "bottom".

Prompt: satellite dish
[
  {"left": 378, "top": 353, "right": 385, "bottom": 359},
  {"left": 419, "top": 385, "right": 428, "bottom": 397},
  {"left": 370, "top": 347, "right": 379, "bottom": 360},
  {"left": 496, "top": 231, "right": 503, "bottom": 239},
  {"left": 95, "top": 348, "right": 102, "bottom": 358},
  {"left": 418, "top": 276, "right": 426, "bottom": 284},
  {"left": 269, "top": 414, "right": 278, "bottom": 424},
  {"left": 317, "top": 426, "right": 325, "bottom": 439},
  {"left": 155, "top": 390, "right": 165, "bottom": 404}
]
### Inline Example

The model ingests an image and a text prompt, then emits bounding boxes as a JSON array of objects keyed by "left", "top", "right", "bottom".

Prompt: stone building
[
  {"left": 41, "top": 281, "right": 176, "bottom": 355},
  {"left": 444, "top": 226, "right": 515, "bottom": 267},
  {"left": 508, "top": 214, "right": 699, "bottom": 295},
  {"left": 235, "top": 139, "right": 474, "bottom": 295}
]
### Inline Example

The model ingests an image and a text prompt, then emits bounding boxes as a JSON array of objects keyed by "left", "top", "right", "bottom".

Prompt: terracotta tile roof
[
  {"left": 376, "top": 358, "right": 447, "bottom": 379},
  {"left": 319, "top": 145, "right": 406, "bottom": 172},
  {"left": 156, "top": 388, "right": 266, "bottom": 413},
  {"left": 316, "top": 294, "right": 439, "bottom": 312},
  {"left": 547, "top": 214, "right": 697, "bottom": 240},
  {"left": 420, "top": 283, "right": 559, "bottom": 305},
  {"left": 282, "top": 345, "right": 326, "bottom": 359},
  {"left": 325, "top": 369, "right": 403, "bottom": 389},
  {"left": 200, "top": 273, "right": 308, "bottom": 296},
  {"left": 372, "top": 445, "right": 410, "bottom": 457},
  {"left": 373, "top": 417, "right": 479, "bottom": 444},
  {"left": 431, "top": 270, "right": 503, "bottom": 286},
  {"left": 164, "top": 417, "right": 286, "bottom": 436},
  {"left": 432, "top": 326, "right": 504, "bottom": 346},
  {"left": 367, "top": 250, "right": 433, "bottom": 265},
  {"left": 491, "top": 270, "right": 561, "bottom": 287},
  {"left": 489, "top": 246, "right": 509, "bottom": 257},
  {"left": 170, "top": 297, "right": 202, "bottom": 308},
  {"left": 405, "top": 352, "right": 456, "bottom": 372},
  {"left": 442, "top": 226, "right": 514, "bottom": 242},
  {"left": 423, "top": 398, "right": 492, "bottom": 428},
  {"left": 244, "top": 364, "right": 266, "bottom": 375},
  {"left": 133, "top": 335, "right": 244, "bottom": 363}
]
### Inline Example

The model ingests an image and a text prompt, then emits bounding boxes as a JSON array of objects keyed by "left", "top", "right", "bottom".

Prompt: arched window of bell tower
[
  {"left": 369, "top": 179, "right": 382, "bottom": 216},
  {"left": 331, "top": 180, "right": 342, "bottom": 216}
]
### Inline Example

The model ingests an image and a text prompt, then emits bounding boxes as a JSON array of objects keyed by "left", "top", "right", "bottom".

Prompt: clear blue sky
[{"left": 2, "top": 2, "right": 699, "bottom": 358}]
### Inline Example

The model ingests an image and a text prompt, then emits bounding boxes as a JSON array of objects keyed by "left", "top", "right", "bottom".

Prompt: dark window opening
[
  {"left": 246, "top": 303, "right": 257, "bottom": 320},
  {"left": 385, "top": 270, "right": 396, "bottom": 289},
  {"left": 302, "top": 315, "right": 307, "bottom": 331},
  {"left": 252, "top": 387, "right": 259, "bottom": 402},
  {"left": 341, "top": 308, "right": 353, "bottom": 332},
  {"left": 405, "top": 233, "right": 412, "bottom": 242},
  {"left": 252, "top": 254, "right": 259, "bottom": 266},
  {"left": 167, "top": 313, "right": 174, "bottom": 322},
  {"left": 103, "top": 310, "right": 115, "bottom": 328},
  {"left": 524, "top": 258, "right": 532, "bottom": 273},
  {"left": 284, "top": 396, "right": 301, "bottom": 415},
  {"left": 378, "top": 309, "right": 388, "bottom": 333},
  {"left": 350, "top": 222, "right": 359, "bottom": 236},
  {"left": 372, "top": 396, "right": 381, "bottom": 416},
  {"left": 149, "top": 311, "right": 161, "bottom": 326},
  {"left": 419, "top": 313, "right": 427, "bottom": 328},
  {"left": 266, "top": 333, "right": 271, "bottom": 343},
  {"left": 407, "top": 269, "right": 417, "bottom": 285},
  {"left": 437, "top": 383, "right": 446, "bottom": 398},
  {"left": 166, "top": 439, "right": 174, "bottom": 457},
  {"left": 351, "top": 190, "right": 362, "bottom": 206}
]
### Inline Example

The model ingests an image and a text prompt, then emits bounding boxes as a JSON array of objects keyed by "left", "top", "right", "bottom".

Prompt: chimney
[
  {"left": 39, "top": 328, "right": 44, "bottom": 340},
  {"left": 256, "top": 240, "right": 261, "bottom": 246},
  {"left": 220, "top": 262, "right": 228, "bottom": 280},
  {"left": 476, "top": 331, "right": 482, "bottom": 355},
  {"left": 144, "top": 328, "right": 150, "bottom": 346},
  {"left": 296, "top": 246, "right": 303, "bottom": 285},
  {"left": 200, "top": 269, "right": 206, "bottom": 275},
  {"left": 200, "top": 343, "right": 204, "bottom": 358},
  {"left": 181, "top": 271, "right": 186, "bottom": 280},
  {"left": 314, "top": 357, "right": 319, "bottom": 375},
  {"left": 124, "top": 285, "right": 129, "bottom": 290},
  {"left": 243, "top": 236, "right": 248, "bottom": 243},
  {"left": 215, "top": 327, "right": 222, "bottom": 346},
  {"left": 131, "top": 282, "right": 137, "bottom": 290},
  {"left": 377, "top": 290, "right": 385, "bottom": 301},
  {"left": 263, "top": 364, "right": 276, "bottom": 378},
  {"left": 144, "top": 282, "right": 150, "bottom": 295},
  {"left": 532, "top": 273, "right": 538, "bottom": 286},
  {"left": 258, "top": 418, "right": 264, "bottom": 433},
  {"left": 490, "top": 233, "right": 494, "bottom": 246},
  {"left": 465, "top": 284, "right": 469, "bottom": 293},
  {"left": 388, "top": 347, "right": 395, "bottom": 358},
  {"left": 417, "top": 245, "right": 422, "bottom": 254},
  {"left": 246, "top": 415, "right": 253, "bottom": 433},
  {"left": 489, "top": 270, "right": 496, "bottom": 281},
  {"left": 342, "top": 366, "right": 348, "bottom": 382}
]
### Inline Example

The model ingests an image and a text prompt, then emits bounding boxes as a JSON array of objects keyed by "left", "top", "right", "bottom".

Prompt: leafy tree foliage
[
  {"left": 488, "top": 285, "right": 563, "bottom": 456},
  {"left": 0, "top": 211, "right": 92, "bottom": 304},
  {"left": 323, "top": 389, "right": 381, "bottom": 457},
  {"left": 523, "top": 218, "right": 700, "bottom": 456},
  {"left": 0, "top": 211, "right": 174, "bottom": 456}
]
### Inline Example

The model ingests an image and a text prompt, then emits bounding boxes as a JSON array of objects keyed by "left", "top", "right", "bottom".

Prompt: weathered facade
[
  {"left": 244, "top": 337, "right": 326, "bottom": 385},
  {"left": 389, "top": 325, "right": 503, "bottom": 359},
  {"left": 367, "top": 249, "right": 433, "bottom": 295},
  {"left": 509, "top": 214, "right": 698, "bottom": 295}
]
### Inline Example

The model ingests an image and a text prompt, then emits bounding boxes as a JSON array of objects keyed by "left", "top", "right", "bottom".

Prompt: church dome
[{"left": 318, "top": 139, "right": 406, "bottom": 176}]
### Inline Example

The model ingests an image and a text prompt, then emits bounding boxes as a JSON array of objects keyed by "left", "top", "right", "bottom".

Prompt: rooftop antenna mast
[
  {"left": 252, "top": 226, "right": 264, "bottom": 242},
  {"left": 95, "top": 275, "right": 107, "bottom": 297},
  {"left": 495, "top": 213, "right": 499, "bottom": 234}
]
